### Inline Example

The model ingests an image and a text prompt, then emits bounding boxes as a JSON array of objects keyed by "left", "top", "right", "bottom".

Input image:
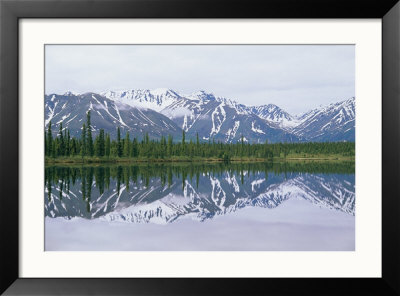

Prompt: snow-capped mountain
[
  {"left": 45, "top": 88, "right": 355, "bottom": 142},
  {"left": 101, "top": 88, "right": 182, "bottom": 112},
  {"left": 160, "top": 92, "right": 299, "bottom": 143},
  {"left": 250, "top": 104, "right": 300, "bottom": 129},
  {"left": 292, "top": 97, "right": 355, "bottom": 141},
  {"left": 45, "top": 92, "right": 182, "bottom": 139},
  {"left": 45, "top": 167, "right": 355, "bottom": 223}
]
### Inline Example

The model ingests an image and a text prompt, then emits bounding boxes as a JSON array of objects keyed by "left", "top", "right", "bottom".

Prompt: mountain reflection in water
[{"left": 45, "top": 162, "right": 355, "bottom": 224}]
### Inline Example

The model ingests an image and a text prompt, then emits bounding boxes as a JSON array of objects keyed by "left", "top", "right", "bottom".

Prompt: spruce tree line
[{"left": 45, "top": 111, "right": 355, "bottom": 160}]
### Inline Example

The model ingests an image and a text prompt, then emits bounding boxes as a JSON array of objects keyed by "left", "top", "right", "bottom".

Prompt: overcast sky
[{"left": 45, "top": 45, "right": 354, "bottom": 115}]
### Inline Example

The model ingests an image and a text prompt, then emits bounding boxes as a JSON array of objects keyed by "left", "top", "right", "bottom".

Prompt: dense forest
[{"left": 45, "top": 111, "right": 355, "bottom": 162}]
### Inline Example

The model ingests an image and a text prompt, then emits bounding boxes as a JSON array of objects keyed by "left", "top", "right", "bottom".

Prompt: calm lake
[{"left": 45, "top": 162, "right": 355, "bottom": 251}]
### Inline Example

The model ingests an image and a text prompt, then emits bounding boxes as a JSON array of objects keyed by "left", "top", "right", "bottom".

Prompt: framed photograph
[{"left": 1, "top": 0, "right": 399, "bottom": 295}]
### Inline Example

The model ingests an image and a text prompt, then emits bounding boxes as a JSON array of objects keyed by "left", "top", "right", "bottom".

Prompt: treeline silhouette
[{"left": 45, "top": 111, "right": 355, "bottom": 160}]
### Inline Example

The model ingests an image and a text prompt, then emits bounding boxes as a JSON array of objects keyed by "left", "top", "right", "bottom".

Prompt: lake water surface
[{"left": 45, "top": 162, "right": 355, "bottom": 251}]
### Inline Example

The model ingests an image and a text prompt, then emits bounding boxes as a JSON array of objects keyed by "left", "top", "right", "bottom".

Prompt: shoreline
[{"left": 45, "top": 156, "right": 355, "bottom": 165}]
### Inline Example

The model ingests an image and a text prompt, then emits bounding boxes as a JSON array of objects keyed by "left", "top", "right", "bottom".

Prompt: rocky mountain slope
[
  {"left": 45, "top": 89, "right": 355, "bottom": 142},
  {"left": 45, "top": 92, "right": 182, "bottom": 139}
]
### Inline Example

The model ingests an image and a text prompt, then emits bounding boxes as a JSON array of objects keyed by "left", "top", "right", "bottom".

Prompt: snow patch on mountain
[
  {"left": 251, "top": 121, "right": 265, "bottom": 134},
  {"left": 251, "top": 178, "right": 265, "bottom": 192},
  {"left": 210, "top": 103, "right": 227, "bottom": 138},
  {"left": 45, "top": 100, "right": 58, "bottom": 126},
  {"left": 225, "top": 172, "right": 240, "bottom": 193},
  {"left": 226, "top": 121, "right": 240, "bottom": 142},
  {"left": 210, "top": 176, "right": 226, "bottom": 209}
]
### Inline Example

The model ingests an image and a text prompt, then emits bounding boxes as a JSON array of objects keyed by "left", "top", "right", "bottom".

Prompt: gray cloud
[{"left": 45, "top": 45, "right": 354, "bottom": 115}]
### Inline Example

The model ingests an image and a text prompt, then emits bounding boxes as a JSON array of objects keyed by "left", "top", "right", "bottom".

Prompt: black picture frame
[{"left": 1, "top": 0, "right": 399, "bottom": 295}]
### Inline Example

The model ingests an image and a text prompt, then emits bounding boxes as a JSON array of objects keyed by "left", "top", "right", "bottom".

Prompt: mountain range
[{"left": 45, "top": 88, "right": 355, "bottom": 143}]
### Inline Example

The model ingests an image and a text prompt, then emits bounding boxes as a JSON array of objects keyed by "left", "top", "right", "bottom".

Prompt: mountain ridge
[{"left": 45, "top": 89, "right": 355, "bottom": 142}]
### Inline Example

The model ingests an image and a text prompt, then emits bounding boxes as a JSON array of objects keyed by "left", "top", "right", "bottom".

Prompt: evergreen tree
[
  {"left": 51, "top": 140, "right": 56, "bottom": 158},
  {"left": 143, "top": 132, "right": 150, "bottom": 158},
  {"left": 167, "top": 135, "right": 173, "bottom": 157},
  {"left": 240, "top": 134, "right": 244, "bottom": 158},
  {"left": 117, "top": 127, "right": 122, "bottom": 157},
  {"left": 160, "top": 135, "right": 166, "bottom": 159},
  {"left": 94, "top": 129, "right": 105, "bottom": 157},
  {"left": 189, "top": 139, "right": 194, "bottom": 159},
  {"left": 110, "top": 141, "right": 118, "bottom": 157},
  {"left": 123, "top": 132, "right": 130, "bottom": 157},
  {"left": 46, "top": 121, "right": 53, "bottom": 157},
  {"left": 131, "top": 137, "right": 138, "bottom": 158},
  {"left": 86, "top": 111, "right": 94, "bottom": 156},
  {"left": 105, "top": 133, "right": 111, "bottom": 157},
  {"left": 181, "top": 130, "right": 186, "bottom": 153},
  {"left": 58, "top": 122, "right": 64, "bottom": 156},
  {"left": 196, "top": 132, "right": 200, "bottom": 154},
  {"left": 66, "top": 129, "right": 70, "bottom": 156},
  {"left": 99, "top": 129, "right": 105, "bottom": 157},
  {"left": 80, "top": 123, "right": 87, "bottom": 157},
  {"left": 70, "top": 137, "right": 77, "bottom": 156},
  {"left": 264, "top": 139, "right": 269, "bottom": 158}
]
